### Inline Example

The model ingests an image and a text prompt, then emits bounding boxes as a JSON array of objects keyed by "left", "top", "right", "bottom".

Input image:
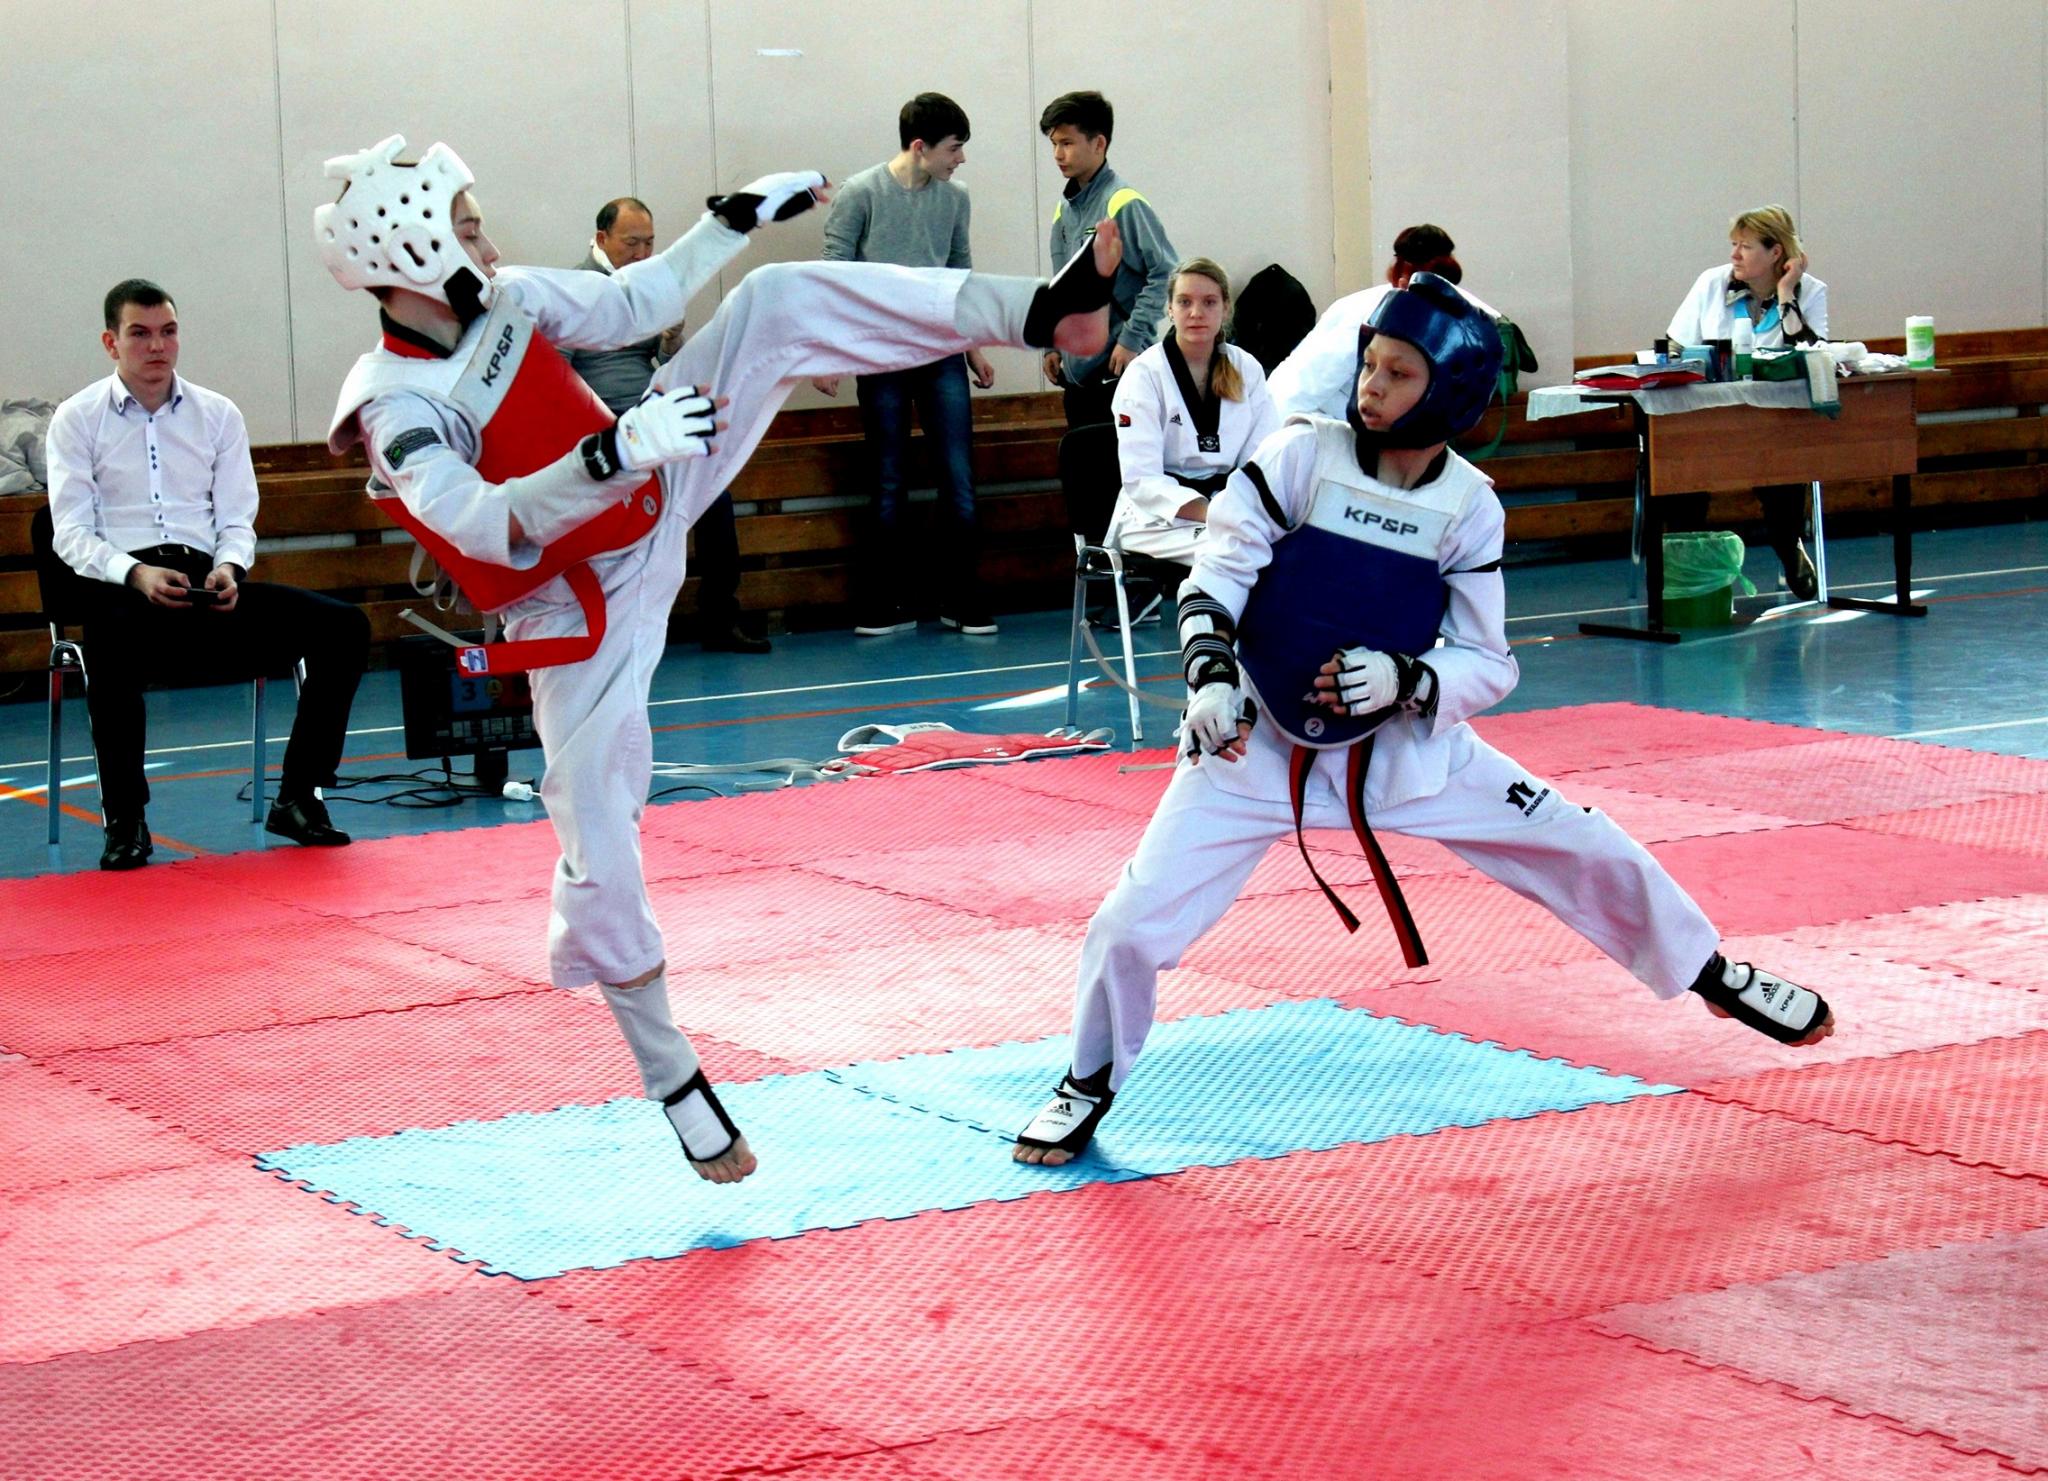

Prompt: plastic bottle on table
[
  {"left": 1731, "top": 316, "right": 1755, "bottom": 379},
  {"left": 1905, "top": 315, "right": 1936, "bottom": 369}
]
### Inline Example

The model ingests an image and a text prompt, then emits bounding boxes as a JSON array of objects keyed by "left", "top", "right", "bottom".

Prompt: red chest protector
[{"left": 376, "top": 296, "right": 664, "bottom": 674}]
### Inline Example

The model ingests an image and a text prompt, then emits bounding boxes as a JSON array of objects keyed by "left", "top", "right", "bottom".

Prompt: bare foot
[
  {"left": 1051, "top": 218, "right": 1122, "bottom": 357},
  {"left": 692, "top": 1134, "right": 758, "bottom": 1184},
  {"left": 1013, "top": 1143, "right": 1075, "bottom": 1167},
  {"left": 1702, "top": 998, "right": 1836, "bottom": 1046}
]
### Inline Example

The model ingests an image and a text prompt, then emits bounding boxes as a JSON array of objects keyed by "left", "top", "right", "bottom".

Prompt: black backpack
[{"left": 1229, "top": 264, "right": 1318, "bottom": 374}]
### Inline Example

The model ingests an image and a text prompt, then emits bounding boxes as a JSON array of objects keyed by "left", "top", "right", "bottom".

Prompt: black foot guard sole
[
  {"left": 662, "top": 1069, "right": 744, "bottom": 1165},
  {"left": 1016, "top": 1074, "right": 1115, "bottom": 1158},
  {"left": 1023, "top": 229, "right": 1116, "bottom": 348}
]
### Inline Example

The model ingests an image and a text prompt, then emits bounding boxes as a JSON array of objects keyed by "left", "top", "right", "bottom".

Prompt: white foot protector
[
  {"left": 1691, "top": 957, "right": 1832, "bottom": 1044},
  {"left": 600, "top": 975, "right": 742, "bottom": 1162}
]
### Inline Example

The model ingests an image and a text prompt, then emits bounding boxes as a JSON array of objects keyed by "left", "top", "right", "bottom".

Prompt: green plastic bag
[{"left": 1661, "top": 531, "right": 1755, "bottom": 626}]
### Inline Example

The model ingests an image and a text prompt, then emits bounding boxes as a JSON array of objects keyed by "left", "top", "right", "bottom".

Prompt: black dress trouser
[{"left": 80, "top": 545, "right": 369, "bottom": 819}]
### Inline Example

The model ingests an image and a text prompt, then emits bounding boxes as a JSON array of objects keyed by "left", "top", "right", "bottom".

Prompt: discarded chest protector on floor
[{"left": 822, "top": 722, "right": 1114, "bottom": 775}]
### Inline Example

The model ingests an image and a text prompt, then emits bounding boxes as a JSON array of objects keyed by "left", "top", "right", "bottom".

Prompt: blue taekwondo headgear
[{"left": 1351, "top": 272, "right": 1503, "bottom": 448}]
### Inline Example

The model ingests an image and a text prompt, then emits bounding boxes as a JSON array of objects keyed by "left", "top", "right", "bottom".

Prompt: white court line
[
  {"left": 13, "top": 559, "right": 2046, "bottom": 775},
  {"left": 1890, "top": 715, "right": 2048, "bottom": 740}
]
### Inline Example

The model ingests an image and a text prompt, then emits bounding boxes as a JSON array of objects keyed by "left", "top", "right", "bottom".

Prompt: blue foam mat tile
[
  {"left": 255, "top": 1000, "right": 1672, "bottom": 1281},
  {"left": 257, "top": 1072, "right": 1115, "bottom": 1280},
  {"left": 831, "top": 998, "right": 1679, "bottom": 1172}
]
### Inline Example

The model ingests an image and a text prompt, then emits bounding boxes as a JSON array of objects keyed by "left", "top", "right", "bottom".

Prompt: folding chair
[
  {"left": 31, "top": 504, "right": 278, "bottom": 845},
  {"left": 1058, "top": 425, "right": 1188, "bottom": 746}
]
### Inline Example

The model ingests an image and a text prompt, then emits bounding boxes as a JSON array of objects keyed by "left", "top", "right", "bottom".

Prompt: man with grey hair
[{"left": 569, "top": 197, "right": 767, "bottom": 653}]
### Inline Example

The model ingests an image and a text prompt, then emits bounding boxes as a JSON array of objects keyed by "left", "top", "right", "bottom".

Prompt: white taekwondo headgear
[{"left": 314, "top": 135, "right": 492, "bottom": 322}]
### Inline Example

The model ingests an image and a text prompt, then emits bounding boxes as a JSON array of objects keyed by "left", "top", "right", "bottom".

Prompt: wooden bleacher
[{"left": 3, "top": 327, "right": 2042, "bottom": 677}]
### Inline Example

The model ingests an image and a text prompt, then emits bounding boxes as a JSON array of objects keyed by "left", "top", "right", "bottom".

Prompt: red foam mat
[
  {"left": 972, "top": 745, "right": 1180, "bottom": 813},
  {"left": 1785, "top": 895, "right": 2048, "bottom": 991},
  {"left": 0, "top": 865, "right": 321, "bottom": 962},
  {"left": 1599, "top": 1226, "right": 2048, "bottom": 1474},
  {"left": 648, "top": 925, "right": 1280, "bottom": 1072},
  {"left": 44, "top": 993, "right": 798, "bottom": 1153},
  {"left": 1342, "top": 936, "right": 2048, "bottom": 1087},
  {"left": 1, "top": 1160, "right": 473, "bottom": 1364},
  {"left": 1573, "top": 733, "right": 2048, "bottom": 823},
  {"left": 1847, "top": 791, "right": 2048, "bottom": 859},
  {"left": 1699, "top": 1031, "right": 2048, "bottom": 1177},
  {"left": 540, "top": 1177, "right": 1524, "bottom": 1447},
  {"left": 895, "top": 1317, "right": 2017, "bottom": 1481},
  {"left": 1183, "top": 869, "right": 1611, "bottom": 990},
  {"left": 802, "top": 822, "right": 1140, "bottom": 927},
  {"left": 0, "top": 919, "right": 538, "bottom": 1056},
  {"left": 0, "top": 1059, "right": 224, "bottom": 1192},
  {"left": 355, "top": 865, "right": 1000, "bottom": 982},
  {"left": 641, "top": 768, "right": 1135, "bottom": 863},
  {"left": 1651, "top": 825, "right": 2048, "bottom": 938},
  {"left": 1468, "top": 702, "right": 1834, "bottom": 776},
  {"left": 1166, "top": 1093, "right": 2048, "bottom": 1318},
  {"left": 194, "top": 817, "right": 757, "bottom": 917},
  {"left": 0, "top": 1281, "right": 880, "bottom": 1481}
]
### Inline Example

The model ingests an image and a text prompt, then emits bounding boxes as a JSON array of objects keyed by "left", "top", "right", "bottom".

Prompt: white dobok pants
[
  {"left": 1070, "top": 719, "right": 1723, "bottom": 1088},
  {"left": 511, "top": 261, "right": 993, "bottom": 987}
]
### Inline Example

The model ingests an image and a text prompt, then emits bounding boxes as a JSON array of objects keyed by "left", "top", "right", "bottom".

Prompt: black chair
[
  {"left": 31, "top": 504, "right": 276, "bottom": 846},
  {"left": 1058, "top": 425, "right": 1188, "bottom": 746}
]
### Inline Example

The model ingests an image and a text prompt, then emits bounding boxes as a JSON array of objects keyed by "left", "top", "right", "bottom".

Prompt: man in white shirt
[{"left": 47, "top": 279, "right": 369, "bottom": 869}]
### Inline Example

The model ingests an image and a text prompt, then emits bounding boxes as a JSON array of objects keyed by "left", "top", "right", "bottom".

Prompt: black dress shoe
[
  {"left": 266, "top": 794, "right": 351, "bottom": 847},
  {"left": 701, "top": 623, "right": 772, "bottom": 654},
  {"left": 99, "top": 815, "right": 153, "bottom": 871}
]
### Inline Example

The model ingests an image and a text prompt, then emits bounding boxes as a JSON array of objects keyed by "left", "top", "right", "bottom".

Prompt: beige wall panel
[
  {"left": 626, "top": 0, "right": 723, "bottom": 337},
  {"left": 703, "top": 1, "right": 1041, "bottom": 406},
  {"left": 0, "top": 1, "right": 294, "bottom": 440},
  {"left": 1030, "top": 0, "right": 1338, "bottom": 321},
  {"left": 1796, "top": 0, "right": 2046, "bottom": 339},
  {"left": 279, "top": 0, "right": 635, "bottom": 441},
  {"left": 1567, "top": 0, "right": 1798, "bottom": 358},
  {"left": 1367, "top": 0, "right": 1574, "bottom": 375}
]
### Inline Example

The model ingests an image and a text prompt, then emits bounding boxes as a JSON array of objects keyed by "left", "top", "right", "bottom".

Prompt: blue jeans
[{"left": 854, "top": 355, "right": 978, "bottom": 612}]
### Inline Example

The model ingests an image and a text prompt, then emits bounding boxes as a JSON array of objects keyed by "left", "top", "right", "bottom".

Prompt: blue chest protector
[{"left": 1237, "top": 418, "right": 1461, "bottom": 748}]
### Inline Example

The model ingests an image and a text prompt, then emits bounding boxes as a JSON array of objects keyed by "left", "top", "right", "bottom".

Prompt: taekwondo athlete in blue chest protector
[{"left": 1015, "top": 273, "right": 1837, "bottom": 1165}]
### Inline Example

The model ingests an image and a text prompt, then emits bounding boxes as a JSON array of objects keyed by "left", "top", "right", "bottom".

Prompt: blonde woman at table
[
  {"left": 1104, "top": 257, "right": 1280, "bottom": 566},
  {"left": 1665, "top": 205, "right": 1828, "bottom": 599}
]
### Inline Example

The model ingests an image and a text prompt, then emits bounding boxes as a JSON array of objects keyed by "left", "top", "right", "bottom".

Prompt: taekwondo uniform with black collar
[
  {"left": 1064, "top": 417, "right": 1724, "bottom": 1091},
  {"left": 1105, "top": 333, "right": 1279, "bottom": 564}
]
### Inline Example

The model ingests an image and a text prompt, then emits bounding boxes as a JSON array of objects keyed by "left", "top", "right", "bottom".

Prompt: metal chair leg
[
  {"left": 1111, "top": 571, "right": 1143, "bottom": 745},
  {"left": 46, "top": 661, "right": 63, "bottom": 847},
  {"left": 250, "top": 676, "right": 267, "bottom": 824},
  {"left": 1065, "top": 558, "right": 1087, "bottom": 732}
]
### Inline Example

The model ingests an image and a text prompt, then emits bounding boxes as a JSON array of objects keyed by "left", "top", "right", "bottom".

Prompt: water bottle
[
  {"left": 1731, "top": 316, "right": 1755, "bottom": 379},
  {"left": 502, "top": 780, "right": 538, "bottom": 803},
  {"left": 1905, "top": 315, "right": 1935, "bottom": 369}
]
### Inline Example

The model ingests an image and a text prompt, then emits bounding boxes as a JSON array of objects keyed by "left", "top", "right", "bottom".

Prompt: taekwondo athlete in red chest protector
[
  {"left": 1016, "top": 273, "right": 1837, "bottom": 1165},
  {"left": 317, "top": 136, "right": 1125, "bottom": 1184}
]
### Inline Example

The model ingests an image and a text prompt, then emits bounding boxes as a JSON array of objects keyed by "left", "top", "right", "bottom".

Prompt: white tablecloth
[{"left": 1526, "top": 380, "right": 1813, "bottom": 422}]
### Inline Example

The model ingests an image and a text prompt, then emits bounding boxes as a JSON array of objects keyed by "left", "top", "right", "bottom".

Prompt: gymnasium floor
[{"left": 4, "top": 523, "right": 2047, "bottom": 1479}]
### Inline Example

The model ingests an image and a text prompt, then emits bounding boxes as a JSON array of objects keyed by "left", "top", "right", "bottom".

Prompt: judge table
[{"left": 1525, "top": 373, "right": 1931, "bottom": 642}]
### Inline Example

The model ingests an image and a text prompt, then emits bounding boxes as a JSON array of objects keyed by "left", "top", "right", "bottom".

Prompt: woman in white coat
[
  {"left": 1666, "top": 205, "right": 1828, "bottom": 598},
  {"left": 1104, "top": 257, "right": 1279, "bottom": 566}
]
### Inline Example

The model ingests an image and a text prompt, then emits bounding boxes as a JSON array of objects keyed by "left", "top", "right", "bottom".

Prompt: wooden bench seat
[{"left": 3, "top": 330, "right": 2042, "bottom": 675}]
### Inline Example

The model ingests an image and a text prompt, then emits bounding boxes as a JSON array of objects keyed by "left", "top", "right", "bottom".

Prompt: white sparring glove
[
  {"left": 1179, "top": 586, "right": 1256, "bottom": 756},
  {"left": 1183, "top": 680, "right": 1254, "bottom": 756},
  {"left": 613, "top": 386, "right": 717, "bottom": 472},
  {"left": 705, "top": 170, "right": 827, "bottom": 233},
  {"left": 1328, "top": 646, "right": 1434, "bottom": 716}
]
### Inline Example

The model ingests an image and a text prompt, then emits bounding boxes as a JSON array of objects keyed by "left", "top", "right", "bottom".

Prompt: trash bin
[{"left": 1662, "top": 531, "right": 1755, "bottom": 626}]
